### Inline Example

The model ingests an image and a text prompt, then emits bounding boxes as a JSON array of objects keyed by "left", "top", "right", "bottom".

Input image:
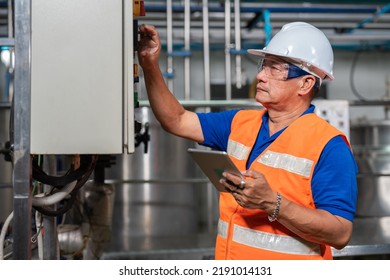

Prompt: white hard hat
[{"left": 248, "top": 22, "right": 334, "bottom": 80}]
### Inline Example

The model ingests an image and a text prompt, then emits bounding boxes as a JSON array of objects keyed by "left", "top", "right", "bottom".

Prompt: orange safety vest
[{"left": 215, "top": 109, "right": 350, "bottom": 260}]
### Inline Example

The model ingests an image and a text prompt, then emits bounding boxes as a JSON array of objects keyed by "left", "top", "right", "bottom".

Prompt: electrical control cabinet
[
  {"left": 313, "top": 100, "right": 350, "bottom": 140},
  {"left": 31, "top": 0, "right": 135, "bottom": 154}
]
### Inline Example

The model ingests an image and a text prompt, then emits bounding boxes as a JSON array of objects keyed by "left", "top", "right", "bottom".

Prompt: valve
[
  {"left": 0, "top": 141, "right": 12, "bottom": 162},
  {"left": 135, "top": 122, "right": 150, "bottom": 153}
]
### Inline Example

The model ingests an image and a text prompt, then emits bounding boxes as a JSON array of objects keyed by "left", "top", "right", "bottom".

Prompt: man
[{"left": 137, "top": 22, "right": 358, "bottom": 260}]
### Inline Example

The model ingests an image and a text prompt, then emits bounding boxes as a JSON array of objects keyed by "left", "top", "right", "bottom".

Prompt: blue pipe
[
  {"left": 262, "top": 9, "right": 272, "bottom": 46},
  {"left": 145, "top": 4, "right": 381, "bottom": 14},
  {"left": 167, "top": 50, "right": 192, "bottom": 57},
  {"left": 353, "top": 3, "right": 390, "bottom": 30},
  {"left": 149, "top": 3, "right": 390, "bottom": 52}
]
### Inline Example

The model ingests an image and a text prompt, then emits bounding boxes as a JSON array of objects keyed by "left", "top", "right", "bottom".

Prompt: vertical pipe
[
  {"left": 234, "top": 0, "right": 242, "bottom": 89},
  {"left": 202, "top": 0, "right": 213, "bottom": 233},
  {"left": 13, "top": 0, "right": 32, "bottom": 260},
  {"left": 166, "top": 0, "right": 174, "bottom": 92},
  {"left": 224, "top": 0, "right": 232, "bottom": 100},
  {"left": 202, "top": 0, "right": 210, "bottom": 101},
  {"left": 184, "top": 0, "right": 191, "bottom": 100},
  {"left": 42, "top": 155, "right": 59, "bottom": 259},
  {"left": 7, "top": 0, "right": 13, "bottom": 38},
  {"left": 263, "top": 9, "right": 272, "bottom": 46}
]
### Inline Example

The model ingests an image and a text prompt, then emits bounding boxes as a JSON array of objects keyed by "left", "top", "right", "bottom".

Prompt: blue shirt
[{"left": 197, "top": 105, "right": 358, "bottom": 221}]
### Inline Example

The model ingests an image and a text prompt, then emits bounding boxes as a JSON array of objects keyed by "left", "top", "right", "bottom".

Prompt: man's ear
[{"left": 298, "top": 75, "right": 316, "bottom": 95}]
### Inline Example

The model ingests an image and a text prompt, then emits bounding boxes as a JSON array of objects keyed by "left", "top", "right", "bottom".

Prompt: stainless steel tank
[
  {"left": 104, "top": 107, "right": 201, "bottom": 252},
  {"left": 350, "top": 119, "right": 390, "bottom": 217}
]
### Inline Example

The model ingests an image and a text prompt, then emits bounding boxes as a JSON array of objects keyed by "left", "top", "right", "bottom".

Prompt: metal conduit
[
  {"left": 224, "top": 0, "right": 231, "bottom": 100},
  {"left": 7, "top": 0, "right": 13, "bottom": 38},
  {"left": 202, "top": 0, "right": 211, "bottom": 102},
  {"left": 184, "top": 0, "right": 191, "bottom": 100},
  {"left": 202, "top": 0, "right": 214, "bottom": 234},
  {"left": 166, "top": 0, "right": 174, "bottom": 91},
  {"left": 234, "top": 0, "right": 242, "bottom": 90}
]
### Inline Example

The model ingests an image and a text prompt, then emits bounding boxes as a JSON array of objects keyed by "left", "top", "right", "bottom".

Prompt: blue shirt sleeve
[
  {"left": 311, "top": 136, "right": 358, "bottom": 222},
  {"left": 197, "top": 109, "right": 239, "bottom": 151}
]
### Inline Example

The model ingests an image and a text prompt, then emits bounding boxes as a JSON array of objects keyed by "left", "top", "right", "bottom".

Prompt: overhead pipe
[
  {"left": 144, "top": 3, "right": 390, "bottom": 50},
  {"left": 145, "top": 3, "right": 381, "bottom": 14},
  {"left": 352, "top": 3, "right": 390, "bottom": 31},
  {"left": 224, "top": 0, "right": 232, "bottom": 100}
]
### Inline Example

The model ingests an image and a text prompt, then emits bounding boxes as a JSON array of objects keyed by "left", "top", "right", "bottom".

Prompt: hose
[
  {"left": 0, "top": 211, "right": 13, "bottom": 260},
  {"left": 32, "top": 181, "right": 77, "bottom": 207}
]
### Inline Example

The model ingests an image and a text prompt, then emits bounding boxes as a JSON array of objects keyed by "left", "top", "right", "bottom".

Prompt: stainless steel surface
[
  {"left": 101, "top": 232, "right": 216, "bottom": 260},
  {"left": 104, "top": 107, "right": 209, "bottom": 253},
  {"left": 13, "top": 0, "right": 32, "bottom": 260},
  {"left": 83, "top": 181, "right": 115, "bottom": 260},
  {"left": 57, "top": 224, "right": 84, "bottom": 255},
  {"left": 333, "top": 217, "right": 390, "bottom": 258},
  {"left": 350, "top": 119, "right": 390, "bottom": 216}
]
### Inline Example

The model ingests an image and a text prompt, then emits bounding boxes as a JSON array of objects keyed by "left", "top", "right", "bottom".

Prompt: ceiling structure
[
  {"left": 0, "top": 1, "right": 389, "bottom": 50},
  {"left": 137, "top": 1, "right": 390, "bottom": 51}
]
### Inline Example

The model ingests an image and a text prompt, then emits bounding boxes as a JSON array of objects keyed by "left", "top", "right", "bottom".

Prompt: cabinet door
[{"left": 31, "top": 0, "right": 126, "bottom": 154}]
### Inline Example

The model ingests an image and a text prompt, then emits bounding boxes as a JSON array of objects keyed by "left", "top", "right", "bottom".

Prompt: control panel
[
  {"left": 30, "top": 0, "right": 146, "bottom": 155},
  {"left": 313, "top": 100, "right": 350, "bottom": 140}
]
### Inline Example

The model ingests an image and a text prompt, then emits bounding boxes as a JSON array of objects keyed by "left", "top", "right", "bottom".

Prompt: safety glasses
[{"left": 257, "top": 57, "right": 311, "bottom": 81}]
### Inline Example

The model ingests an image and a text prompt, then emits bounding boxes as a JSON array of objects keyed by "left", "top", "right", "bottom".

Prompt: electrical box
[
  {"left": 31, "top": 0, "right": 134, "bottom": 154},
  {"left": 313, "top": 100, "right": 350, "bottom": 140}
]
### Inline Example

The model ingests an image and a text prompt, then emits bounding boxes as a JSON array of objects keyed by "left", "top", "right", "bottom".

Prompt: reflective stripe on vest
[
  {"left": 227, "top": 140, "right": 251, "bottom": 160},
  {"left": 258, "top": 150, "right": 314, "bottom": 178},
  {"left": 218, "top": 219, "right": 321, "bottom": 256}
]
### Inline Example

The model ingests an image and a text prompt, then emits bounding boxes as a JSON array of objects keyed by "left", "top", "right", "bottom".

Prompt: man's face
[{"left": 255, "top": 56, "right": 302, "bottom": 110}]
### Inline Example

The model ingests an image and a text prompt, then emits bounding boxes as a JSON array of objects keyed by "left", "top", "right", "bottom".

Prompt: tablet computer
[{"left": 188, "top": 148, "right": 243, "bottom": 192}]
